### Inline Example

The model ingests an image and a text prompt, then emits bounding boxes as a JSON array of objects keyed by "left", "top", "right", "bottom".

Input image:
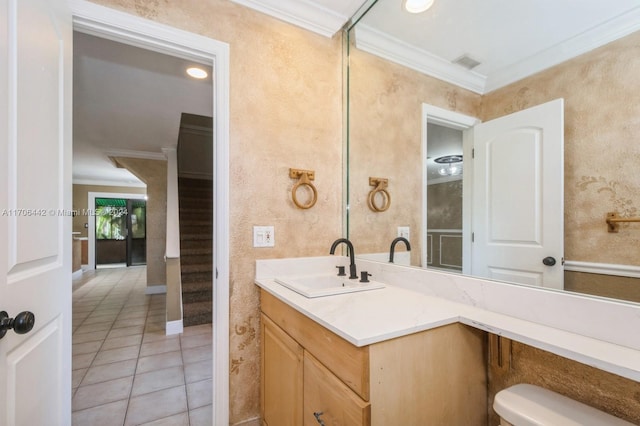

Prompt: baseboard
[
  {"left": 564, "top": 260, "right": 640, "bottom": 279},
  {"left": 72, "top": 269, "right": 83, "bottom": 280},
  {"left": 145, "top": 285, "right": 167, "bottom": 295},
  {"left": 166, "top": 319, "right": 183, "bottom": 336}
]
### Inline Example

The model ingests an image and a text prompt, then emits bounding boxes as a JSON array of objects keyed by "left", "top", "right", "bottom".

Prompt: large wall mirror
[{"left": 345, "top": 0, "right": 640, "bottom": 305}]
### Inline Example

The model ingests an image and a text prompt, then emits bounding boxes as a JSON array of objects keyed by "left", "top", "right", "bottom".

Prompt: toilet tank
[{"left": 493, "top": 384, "right": 634, "bottom": 426}]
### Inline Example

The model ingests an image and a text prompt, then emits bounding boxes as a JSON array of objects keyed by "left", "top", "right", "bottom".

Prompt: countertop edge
[{"left": 255, "top": 278, "right": 640, "bottom": 382}]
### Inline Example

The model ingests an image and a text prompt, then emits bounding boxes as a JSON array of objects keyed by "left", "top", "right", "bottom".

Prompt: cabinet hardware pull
[{"left": 313, "top": 411, "right": 326, "bottom": 426}]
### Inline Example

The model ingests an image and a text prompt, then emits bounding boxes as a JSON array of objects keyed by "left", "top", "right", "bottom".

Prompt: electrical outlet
[
  {"left": 397, "top": 226, "right": 410, "bottom": 241},
  {"left": 253, "top": 226, "right": 275, "bottom": 248}
]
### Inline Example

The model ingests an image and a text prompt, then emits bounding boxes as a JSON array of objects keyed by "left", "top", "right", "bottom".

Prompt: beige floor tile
[
  {"left": 180, "top": 333, "right": 212, "bottom": 350},
  {"left": 186, "top": 379, "right": 212, "bottom": 409},
  {"left": 140, "top": 337, "right": 180, "bottom": 357},
  {"left": 72, "top": 376, "right": 133, "bottom": 411},
  {"left": 181, "top": 324, "right": 212, "bottom": 337},
  {"left": 182, "top": 344, "right": 212, "bottom": 364},
  {"left": 72, "top": 329, "right": 109, "bottom": 344},
  {"left": 136, "top": 350, "right": 183, "bottom": 374},
  {"left": 72, "top": 266, "right": 214, "bottom": 423},
  {"left": 132, "top": 365, "right": 185, "bottom": 397},
  {"left": 188, "top": 404, "right": 212, "bottom": 426},
  {"left": 184, "top": 359, "right": 212, "bottom": 384},
  {"left": 141, "top": 329, "right": 168, "bottom": 344},
  {"left": 73, "top": 340, "right": 104, "bottom": 356},
  {"left": 144, "top": 322, "right": 165, "bottom": 333},
  {"left": 107, "top": 325, "right": 145, "bottom": 339},
  {"left": 72, "top": 399, "right": 128, "bottom": 426},
  {"left": 73, "top": 322, "right": 113, "bottom": 334},
  {"left": 82, "top": 315, "right": 115, "bottom": 326},
  {"left": 116, "top": 309, "right": 148, "bottom": 320},
  {"left": 101, "top": 333, "right": 143, "bottom": 351},
  {"left": 82, "top": 359, "right": 137, "bottom": 386},
  {"left": 73, "top": 352, "right": 97, "bottom": 370},
  {"left": 113, "top": 316, "right": 146, "bottom": 328},
  {"left": 93, "top": 345, "right": 140, "bottom": 366},
  {"left": 72, "top": 368, "right": 88, "bottom": 389},
  {"left": 124, "top": 386, "right": 188, "bottom": 426},
  {"left": 138, "top": 412, "right": 189, "bottom": 425}
]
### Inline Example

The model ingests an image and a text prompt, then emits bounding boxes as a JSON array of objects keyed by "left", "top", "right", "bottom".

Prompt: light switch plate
[
  {"left": 253, "top": 226, "right": 275, "bottom": 247},
  {"left": 397, "top": 226, "right": 410, "bottom": 240}
]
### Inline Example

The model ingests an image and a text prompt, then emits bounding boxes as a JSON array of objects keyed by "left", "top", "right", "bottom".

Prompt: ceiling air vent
[{"left": 452, "top": 54, "right": 481, "bottom": 70}]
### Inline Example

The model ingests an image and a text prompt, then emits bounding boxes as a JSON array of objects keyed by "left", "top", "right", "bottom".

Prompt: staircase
[{"left": 178, "top": 177, "right": 213, "bottom": 327}]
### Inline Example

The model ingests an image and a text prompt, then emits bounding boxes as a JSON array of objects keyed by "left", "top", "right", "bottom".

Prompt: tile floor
[{"left": 72, "top": 266, "right": 213, "bottom": 425}]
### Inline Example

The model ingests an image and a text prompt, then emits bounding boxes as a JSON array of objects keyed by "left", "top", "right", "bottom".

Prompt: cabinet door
[
  {"left": 304, "top": 352, "right": 371, "bottom": 426},
  {"left": 261, "top": 314, "right": 303, "bottom": 426}
]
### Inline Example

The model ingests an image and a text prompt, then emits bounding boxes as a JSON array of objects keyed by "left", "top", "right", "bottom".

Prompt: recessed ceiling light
[
  {"left": 404, "top": 0, "right": 435, "bottom": 14},
  {"left": 186, "top": 67, "right": 208, "bottom": 79}
]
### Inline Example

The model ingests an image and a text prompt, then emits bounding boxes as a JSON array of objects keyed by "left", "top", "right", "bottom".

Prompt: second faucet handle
[
  {"left": 360, "top": 271, "right": 371, "bottom": 283},
  {"left": 336, "top": 266, "right": 346, "bottom": 276}
]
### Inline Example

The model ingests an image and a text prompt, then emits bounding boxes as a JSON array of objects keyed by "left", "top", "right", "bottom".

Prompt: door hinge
[
  {"left": 472, "top": 148, "right": 475, "bottom": 159},
  {"left": 471, "top": 232, "right": 475, "bottom": 242}
]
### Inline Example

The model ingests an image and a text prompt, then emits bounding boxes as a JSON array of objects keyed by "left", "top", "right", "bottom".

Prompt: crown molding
[
  {"left": 354, "top": 25, "right": 486, "bottom": 94},
  {"left": 230, "top": 0, "right": 348, "bottom": 37},
  {"left": 104, "top": 149, "right": 167, "bottom": 161},
  {"left": 484, "top": 6, "right": 640, "bottom": 92},
  {"left": 355, "top": 6, "right": 640, "bottom": 94},
  {"left": 72, "top": 178, "right": 147, "bottom": 188}
]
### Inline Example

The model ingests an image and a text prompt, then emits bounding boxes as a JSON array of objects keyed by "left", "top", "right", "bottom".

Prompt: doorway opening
[
  {"left": 94, "top": 197, "right": 147, "bottom": 268},
  {"left": 71, "top": 1, "right": 230, "bottom": 423},
  {"left": 421, "top": 103, "right": 480, "bottom": 274}
]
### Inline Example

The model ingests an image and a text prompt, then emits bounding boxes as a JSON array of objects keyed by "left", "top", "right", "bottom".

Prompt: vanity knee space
[{"left": 260, "top": 290, "right": 487, "bottom": 426}]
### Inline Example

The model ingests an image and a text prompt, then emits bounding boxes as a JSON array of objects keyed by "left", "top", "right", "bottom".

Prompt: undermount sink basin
[{"left": 274, "top": 275, "right": 385, "bottom": 298}]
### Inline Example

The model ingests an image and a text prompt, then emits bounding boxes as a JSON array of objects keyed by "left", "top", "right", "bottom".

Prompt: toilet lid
[{"left": 493, "top": 384, "right": 634, "bottom": 426}]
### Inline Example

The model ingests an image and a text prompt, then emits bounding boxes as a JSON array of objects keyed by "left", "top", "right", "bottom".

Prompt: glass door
[
  {"left": 95, "top": 197, "right": 147, "bottom": 267},
  {"left": 127, "top": 199, "right": 146, "bottom": 266}
]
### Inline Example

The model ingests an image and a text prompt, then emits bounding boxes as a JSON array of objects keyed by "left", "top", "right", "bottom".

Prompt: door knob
[
  {"left": 542, "top": 256, "right": 557, "bottom": 266},
  {"left": 0, "top": 311, "right": 35, "bottom": 339}
]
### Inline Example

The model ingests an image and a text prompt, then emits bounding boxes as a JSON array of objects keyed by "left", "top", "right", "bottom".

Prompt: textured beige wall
[
  {"left": 87, "top": 1, "right": 343, "bottom": 423},
  {"left": 72, "top": 184, "right": 146, "bottom": 237},
  {"left": 348, "top": 43, "right": 481, "bottom": 266},
  {"left": 113, "top": 157, "right": 167, "bottom": 288}
]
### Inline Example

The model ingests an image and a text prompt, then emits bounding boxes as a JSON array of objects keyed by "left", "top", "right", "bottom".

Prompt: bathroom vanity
[
  {"left": 256, "top": 256, "right": 640, "bottom": 425},
  {"left": 260, "top": 289, "right": 486, "bottom": 425}
]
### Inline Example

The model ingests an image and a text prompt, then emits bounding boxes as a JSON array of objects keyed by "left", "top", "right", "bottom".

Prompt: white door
[
  {"left": 471, "top": 99, "right": 564, "bottom": 289},
  {"left": 0, "top": 0, "right": 72, "bottom": 424}
]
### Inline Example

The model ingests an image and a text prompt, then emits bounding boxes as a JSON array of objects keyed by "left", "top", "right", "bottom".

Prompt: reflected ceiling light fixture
[
  {"left": 434, "top": 155, "right": 463, "bottom": 176},
  {"left": 186, "top": 67, "right": 208, "bottom": 79},
  {"left": 404, "top": 0, "right": 435, "bottom": 14}
]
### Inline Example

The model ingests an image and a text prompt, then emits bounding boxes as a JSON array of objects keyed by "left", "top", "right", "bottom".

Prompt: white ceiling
[
  {"left": 354, "top": 0, "right": 640, "bottom": 93},
  {"left": 75, "top": 0, "right": 640, "bottom": 186},
  {"left": 73, "top": 32, "right": 213, "bottom": 187}
]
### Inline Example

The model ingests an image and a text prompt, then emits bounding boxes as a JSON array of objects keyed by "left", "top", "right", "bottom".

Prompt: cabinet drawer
[
  {"left": 261, "top": 289, "right": 370, "bottom": 400},
  {"left": 304, "top": 351, "right": 370, "bottom": 426}
]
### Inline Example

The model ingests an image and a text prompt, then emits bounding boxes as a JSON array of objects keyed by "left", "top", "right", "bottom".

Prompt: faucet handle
[
  {"left": 336, "top": 266, "right": 346, "bottom": 276},
  {"left": 360, "top": 271, "right": 371, "bottom": 283}
]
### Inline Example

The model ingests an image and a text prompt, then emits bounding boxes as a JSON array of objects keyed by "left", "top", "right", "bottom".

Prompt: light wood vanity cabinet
[{"left": 260, "top": 289, "right": 487, "bottom": 426}]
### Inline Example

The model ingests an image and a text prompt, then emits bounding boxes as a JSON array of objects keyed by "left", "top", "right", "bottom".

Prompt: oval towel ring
[
  {"left": 368, "top": 177, "right": 390, "bottom": 212},
  {"left": 289, "top": 168, "right": 317, "bottom": 209}
]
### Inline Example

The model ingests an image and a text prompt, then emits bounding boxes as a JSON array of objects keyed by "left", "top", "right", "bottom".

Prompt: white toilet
[{"left": 493, "top": 384, "right": 634, "bottom": 426}]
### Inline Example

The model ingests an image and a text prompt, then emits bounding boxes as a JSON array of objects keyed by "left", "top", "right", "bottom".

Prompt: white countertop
[{"left": 255, "top": 256, "right": 640, "bottom": 382}]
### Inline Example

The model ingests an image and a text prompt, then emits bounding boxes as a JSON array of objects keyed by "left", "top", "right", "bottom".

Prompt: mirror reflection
[{"left": 346, "top": 0, "right": 640, "bottom": 304}]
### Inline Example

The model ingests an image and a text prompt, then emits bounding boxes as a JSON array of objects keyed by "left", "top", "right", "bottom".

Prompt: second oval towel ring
[
  {"left": 289, "top": 168, "right": 318, "bottom": 209},
  {"left": 368, "top": 177, "right": 391, "bottom": 212}
]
